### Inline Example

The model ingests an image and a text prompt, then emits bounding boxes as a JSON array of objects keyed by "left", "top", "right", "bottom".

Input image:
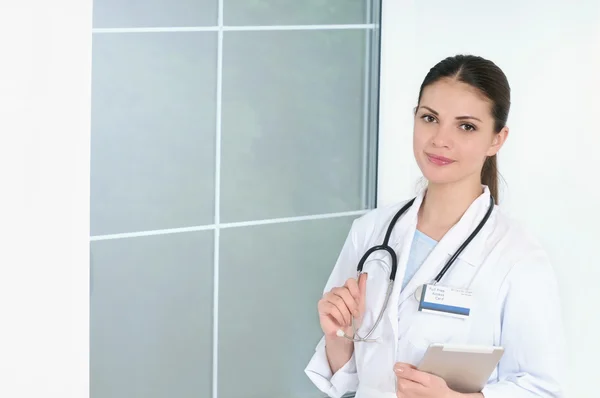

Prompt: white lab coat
[{"left": 305, "top": 186, "right": 566, "bottom": 398}]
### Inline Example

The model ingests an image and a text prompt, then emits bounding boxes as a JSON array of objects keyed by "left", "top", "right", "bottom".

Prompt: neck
[{"left": 417, "top": 180, "right": 483, "bottom": 240}]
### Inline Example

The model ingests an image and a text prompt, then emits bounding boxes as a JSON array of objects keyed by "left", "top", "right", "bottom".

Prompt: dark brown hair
[{"left": 417, "top": 54, "right": 511, "bottom": 203}]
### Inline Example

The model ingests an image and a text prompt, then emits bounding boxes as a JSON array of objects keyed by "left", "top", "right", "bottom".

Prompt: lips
[{"left": 426, "top": 153, "right": 455, "bottom": 166}]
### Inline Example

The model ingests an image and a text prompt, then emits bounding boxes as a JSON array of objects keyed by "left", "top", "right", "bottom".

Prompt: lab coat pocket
[{"left": 405, "top": 310, "right": 471, "bottom": 356}]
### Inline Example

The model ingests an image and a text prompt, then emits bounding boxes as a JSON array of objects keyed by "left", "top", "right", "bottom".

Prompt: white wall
[
  {"left": 0, "top": 1, "right": 92, "bottom": 397},
  {"left": 378, "top": 1, "right": 600, "bottom": 397}
]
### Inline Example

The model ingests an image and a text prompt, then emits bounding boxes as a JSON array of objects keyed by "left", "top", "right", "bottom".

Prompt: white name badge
[{"left": 416, "top": 284, "right": 473, "bottom": 319}]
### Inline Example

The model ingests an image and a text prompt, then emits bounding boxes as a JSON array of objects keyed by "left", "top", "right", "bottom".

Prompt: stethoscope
[{"left": 337, "top": 195, "right": 495, "bottom": 342}]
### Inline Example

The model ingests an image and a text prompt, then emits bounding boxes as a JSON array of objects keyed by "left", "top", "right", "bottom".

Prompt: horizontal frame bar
[
  {"left": 92, "top": 24, "right": 377, "bottom": 34},
  {"left": 90, "top": 209, "right": 369, "bottom": 241}
]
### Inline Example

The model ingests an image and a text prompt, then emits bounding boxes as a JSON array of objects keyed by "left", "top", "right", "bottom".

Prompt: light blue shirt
[{"left": 401, "top": 230, "right": 437, "bottom": 291}]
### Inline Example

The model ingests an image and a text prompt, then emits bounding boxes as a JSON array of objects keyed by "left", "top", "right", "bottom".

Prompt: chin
[
  {"left": 422, "top": 174, "right": 458, "bottom": 186},
  {"left": 420, "top": 166, "right": 478, "bottom": 189},
  {"left": 417, "top": 162, "right": 459, "bottom": 185}
]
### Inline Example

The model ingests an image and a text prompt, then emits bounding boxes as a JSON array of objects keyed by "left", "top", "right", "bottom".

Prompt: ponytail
[{"left": 481, "top": 155, "right": 499, "bottom": 203}]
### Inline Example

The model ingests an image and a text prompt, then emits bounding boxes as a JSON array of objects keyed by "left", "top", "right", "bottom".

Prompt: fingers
[
  {"left": 394, "top": 363, "right": 425, "bottom": 398},
  {"left": 394, "top": 362, "right": 417, "bottom": 371},
  {"left": 395, "top": 378, "right": 421, "bottom": 397},
  {"left": 319, "top": 301, "right": 347, "bottom": 327},
  {"left": 318, "top": 276, "right": 367, "bottom": 332},
  {"left": 327, "top": 292, "right": 353, "bottom": 325},
  {"left": 318, "top": 289, "right": 355, "bottom": 326},
  {"left": 332, "top": 286, "right": 359, "bottom": 318},
  {"left": 394, "top": 363, "right": 432, "bottom": 387},
  {"left": 344, "top": 278, "right": 361, "bottom": 302},
  {"left": 358, "top": 272, "right": 368, "bottom": 301}
]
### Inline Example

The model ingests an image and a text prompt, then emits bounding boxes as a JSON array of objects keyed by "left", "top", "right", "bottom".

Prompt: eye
[
  {"left": 421, "top": 114, "right": 437, "bottom": 123},
  {"left": 460, "top": 123, "right": 477, "bottom": 132}
]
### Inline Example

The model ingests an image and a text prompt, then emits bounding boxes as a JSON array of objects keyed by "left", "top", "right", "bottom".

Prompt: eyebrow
[{"left": 418, "top": 106, "right": 483, "bottom": 122}]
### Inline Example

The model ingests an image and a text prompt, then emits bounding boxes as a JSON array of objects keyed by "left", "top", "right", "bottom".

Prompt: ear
[{"left": 486, "top": 126, "right": 509, "bottom": 156}]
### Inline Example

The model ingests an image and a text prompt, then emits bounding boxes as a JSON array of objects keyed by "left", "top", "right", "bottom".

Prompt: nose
[{"left": 431, "top": 124, "right": 453, "bottom": 148}]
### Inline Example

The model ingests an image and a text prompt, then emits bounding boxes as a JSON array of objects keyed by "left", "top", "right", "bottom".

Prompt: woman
[{"left": 305, "top": 55, "right": 565, "bottom": 398}]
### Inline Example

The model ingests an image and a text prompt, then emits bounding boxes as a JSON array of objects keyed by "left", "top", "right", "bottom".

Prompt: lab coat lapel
[{"left": 396, "top": 187, "right": 493, "bottom": 307}]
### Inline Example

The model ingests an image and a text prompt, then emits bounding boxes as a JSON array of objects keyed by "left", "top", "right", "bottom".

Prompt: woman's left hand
[{"left": 394, "top": 362, "right": 454, "bottom": 398}]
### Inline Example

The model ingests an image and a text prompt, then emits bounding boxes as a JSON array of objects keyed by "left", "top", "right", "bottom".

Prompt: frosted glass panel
[
  {"left": 221, "top": 30, "right": 366, "bottom": 223},
  {"left": 90, "top": 0, "right": 382, "bottom": 397},
  {"left": 91, "top": 33, "right": 217, "bottom": 236},
  {"left": 224, "top": 0, "right": 366, "bottom": 26},
  {"left": 90, "top": 231, "right": 213, "bottom": 398},
  {"left": 93, "top": 0, "right": 217, "bottom": 28},
  {"left": 218, "top": 216, "right": 357, "bottom": 398}
]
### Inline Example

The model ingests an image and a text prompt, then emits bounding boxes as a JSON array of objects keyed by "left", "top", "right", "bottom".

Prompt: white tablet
[{"left": 417, "top": 343, "right": 504, "bottom": 394}]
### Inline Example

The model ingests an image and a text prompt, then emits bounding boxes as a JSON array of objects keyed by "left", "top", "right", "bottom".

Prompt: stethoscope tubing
[{"left": 339, "top": 195, "right": 494, "bottom": 342}]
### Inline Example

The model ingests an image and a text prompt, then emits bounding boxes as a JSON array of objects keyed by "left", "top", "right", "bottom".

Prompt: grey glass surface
[
  {"left": 221, "top": 30, "right": 367, "bottom": 222},
  {"left": 91, "top": 33, "right": 217, "bottom": 236},
  {"left": 90, "top": 231, "right": 213, "bottom": 398},
  {"left": 364, "top": 25, "right": 381, "bottom": 209},
  {"left": 224, "top": 0, "right": 366, "bottom": 26},
  {"left": 218, "top": 216, "right": 356, "bottom": 398},
  {"left": 370, "top": 0, "right": 382, "bottom": 24},
  {"left": 93, "top": 0, "right": 217, "bottom": 28}
]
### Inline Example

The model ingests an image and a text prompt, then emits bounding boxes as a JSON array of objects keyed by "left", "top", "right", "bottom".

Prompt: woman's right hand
[{"left": 318, "top": 273, "right": 368, "bottom": 338}]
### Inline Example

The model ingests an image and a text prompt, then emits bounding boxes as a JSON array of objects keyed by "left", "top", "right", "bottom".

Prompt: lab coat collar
[
  {"left": 390, "top": 185, "right": 494, "bottom": 309},
  {"left": 434, "top": 185, "right": 494, "bottom": 267}
]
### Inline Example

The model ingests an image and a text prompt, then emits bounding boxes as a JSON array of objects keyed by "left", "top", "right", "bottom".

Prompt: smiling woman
[
  {"left": 413, "top": 55, "right": 510, "bottom": 205},
  {"left": 305, "top": 54, "right": 565, "bottom": 398}
]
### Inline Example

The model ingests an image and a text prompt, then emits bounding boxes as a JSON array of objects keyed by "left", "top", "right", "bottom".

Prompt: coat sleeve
[
  {"left": 304, "top": 218, "right": 363, "bottom": 398},
  {"left": 482, "top": 250, "right": 567, "bottom": 398}
]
